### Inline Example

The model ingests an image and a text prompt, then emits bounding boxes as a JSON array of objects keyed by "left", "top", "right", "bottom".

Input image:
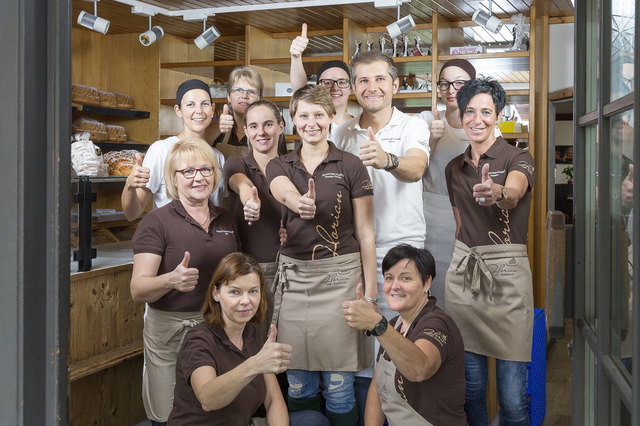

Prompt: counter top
[{"left": 70, "top": 241, "right": 133, "bottom": 275}]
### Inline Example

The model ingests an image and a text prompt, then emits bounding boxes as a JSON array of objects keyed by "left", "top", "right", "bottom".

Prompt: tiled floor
[{"left": 542, "top": 320, "right": 573, "bottom": 425}]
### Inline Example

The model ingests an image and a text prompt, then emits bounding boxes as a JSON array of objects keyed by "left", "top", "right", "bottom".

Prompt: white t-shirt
[
  {"left": 143, "top": 136, "right": 226, "bottom": 209},
  {"left": 332, "top": 107, "right": 430, "bottom": 246}
]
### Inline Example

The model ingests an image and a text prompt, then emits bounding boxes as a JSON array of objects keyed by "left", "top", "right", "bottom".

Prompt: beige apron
[
  {"left": 444, "top": 240, "right": 533, "bottom": 362},
  {"left": 272, "top": 252, "right": 374, "bottom": 371},
  {"left": 216, "top": 129, "right": 250, "bottom": 159},
  {"left": 375, "top": 319, "right": 432, "bottom": 426},
  {"left": 257, "top": 261, "right": 278, "bottom": 343}
]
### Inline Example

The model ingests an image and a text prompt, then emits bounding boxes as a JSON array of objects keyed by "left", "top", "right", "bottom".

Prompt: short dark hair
[
  {"left": 382, "top": 244, "right": 436, "bottom": 285},
  {"left": 350, "top": 51, "right": 398, "bottom": 83},
  {"left": 456, "top": 78, "right": 506, "bottom": 120},
  {"left": 202, "top": 253, "right": 266, "bottom": 329}
]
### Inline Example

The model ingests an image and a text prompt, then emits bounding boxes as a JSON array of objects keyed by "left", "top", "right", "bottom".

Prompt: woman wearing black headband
[{"left": 290, "top": 24, "right": 354, "bottom": 133}]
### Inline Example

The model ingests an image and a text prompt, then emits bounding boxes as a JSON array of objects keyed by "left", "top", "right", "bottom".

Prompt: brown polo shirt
[
  {"left": 167, "top": 322, "right": 266, "bottom": 426},
  {"left": 222, "top": 153, "right": 284, "bottom": 263},
  {"left": 265, "top": 141, "right": 373, "bottom": 260},
  {"left": 379, "top": 297, "right": 466, "bottom": 425},
  {"left": 132, "top": 200, "right": 240, "bottom": 312},
  {"left": 445, "top": 137, "right": 535, "bottom": 247}
]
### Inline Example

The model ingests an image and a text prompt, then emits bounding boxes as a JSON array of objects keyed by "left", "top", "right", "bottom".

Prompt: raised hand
[
  {"left": 358, "top": 127, "right": 388, "bottom": 169},
  {"left": 622, "top": 164, "right": 634, "bottom": 208},
  {"left": 171, "top": 251, "right": 199, "bottom": 293},
  {"left": 218, "top": 104, "right": 234, "bottom": 133},
  {"left": 429, "top": 109, "right": 445, "bottom": 143},
  {"left": 251, "top": 325, "right": 292, "bottom": 374},
  {"left": 290, "top": 23, "right": 309, "bottom": 58},
  {"left": 298, "top": 178, "right": 316, "bottom": 220},
  {"left": 244, "top": 186, "right": 261, "bottom": 223},
  {"left": 126, "top": 153, "right": 150, "bottom": 188},
  {"left": 342, "top": 283, "right": 381, "bottom": 331},
  {"left": 472, "top": 163, "right": 498, "bottom": 206}
]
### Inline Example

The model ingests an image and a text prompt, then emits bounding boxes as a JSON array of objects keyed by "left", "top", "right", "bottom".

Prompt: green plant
[{"left": 561, "top": 165, "right": 573, "bottom": 182}]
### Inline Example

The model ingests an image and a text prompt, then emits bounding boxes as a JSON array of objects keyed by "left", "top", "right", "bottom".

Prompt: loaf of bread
[
  {"left": 72, "top": 84, "right": 100, "bottom": 106},
  {"left": 114, "top": 92, "right": 134, "bottom": 109},
  {"left": 72, "top": 117, "right": 108, "bottom": 142},
  {"left": 99, "top": 91, "right": 118, "bottom": 108},
  {"left": 103, "top": 150, "right": 142, "bottom": 176},
  {"left": 106, "top": 124, "right": 127, "bottom": 142}
]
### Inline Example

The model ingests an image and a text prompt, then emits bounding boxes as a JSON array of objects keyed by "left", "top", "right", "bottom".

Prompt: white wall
[{"left": 549, "top": 23, "right": 575, "bottom": 92}]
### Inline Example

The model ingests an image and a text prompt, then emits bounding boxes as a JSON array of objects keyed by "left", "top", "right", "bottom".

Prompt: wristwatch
[
  {"left": 367, "top": 315, "right": 388, "bottom": 337},
  {"left": 498, "top": 186, "right": 508, "bottom": 204},
  {"left": 386, "top": 153, "right": 399, "bottom": 171}
]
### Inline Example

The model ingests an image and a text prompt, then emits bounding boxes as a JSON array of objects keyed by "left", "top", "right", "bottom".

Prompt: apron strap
[
  {"left": 159, "top": 318, "right": 200, "bottom": 345},
  {"left": 455, "top": 250, "right": 495, "bottom": 301},
  {"left": 270, "top": 260, "right": 296, "bottom": 328}
]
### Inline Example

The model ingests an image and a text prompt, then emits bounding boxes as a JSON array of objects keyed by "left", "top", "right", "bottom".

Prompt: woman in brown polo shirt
[
  {"left": 444, "top": 78, "right": 535, "bottom": 426},
  {"left": 168, "top": 253, "right": 291, "bottom": 426},
  {"left": 343, "top": 244, "right": 466, "bottom": 425},
  {"left": 222, "top": 100, "right": 285, "bottom": 341},
  {"left": 266, "top": 85, "right": 378, "bottom": 424},
  {"left": 131, "top": 138, "right": 240, "bottom": 425}
]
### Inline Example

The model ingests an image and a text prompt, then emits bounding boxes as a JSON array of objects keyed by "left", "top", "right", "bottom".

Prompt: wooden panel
[{"left": 344, "top": 18, "right": 367, "bottom": 64}]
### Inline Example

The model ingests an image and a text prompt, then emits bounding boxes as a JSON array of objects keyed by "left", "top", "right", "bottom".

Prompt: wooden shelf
[
  {"left": 392, "top": 55, "right": 432, "bottom": 63},
  {"left": 438, "top": 51, "right": 530, "bottom": 61},
  {"left": 72, "top": 104, "right": 150, "bottom": 119},
  {"left": 95, "top": 142, "right": 150, "bottom": 151},
  {"left": 502, "top": 133, "right": 529, "bottom": 140},
  {"left": 161, "top": 60, "right": 244, "bottom": 69},
  {"left": 284, "top": 134, "right": 300, "bottom": 142},
  {"left": 69, "top": 340, "right": 144, "bottom": 382},
  {"left": 251, "top": 55, "right": 342, "bottom": 65}
]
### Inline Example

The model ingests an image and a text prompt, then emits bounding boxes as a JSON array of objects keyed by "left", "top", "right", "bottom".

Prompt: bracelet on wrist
[
  {"left": 364, "top": 296, "right": 379, "bottom": 304},
  {"left": 383, "top": 152, "right": 391, "bottom": 171},
  {"left": 386, "top": 153, "right": 399, "bottom": 171}
]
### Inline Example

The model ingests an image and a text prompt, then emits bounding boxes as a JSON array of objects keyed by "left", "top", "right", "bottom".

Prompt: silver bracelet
[{"left": 364, "top": 296, "right": 379, "bottom": 304}]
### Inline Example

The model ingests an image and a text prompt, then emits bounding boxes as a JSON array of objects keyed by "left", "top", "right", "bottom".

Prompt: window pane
[
  {"left": 585, "top": 124, "right": 599, "bottom": 322},
  {"left": 585, "top": 0, "right": 600, "bottom": 111},
  {"left": 609, "top": 110, "right": 634, "bottom": 374},
  {"left": 610, "top": 1, "right": 635, "bottom": 100}
]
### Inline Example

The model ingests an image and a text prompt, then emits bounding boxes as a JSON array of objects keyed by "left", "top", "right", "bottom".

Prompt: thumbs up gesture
[
  {"left": 126, "top": 153, "right": 150, "bottom": 188},
  {"left": 218, "top": 104, "right": 234, "bottom": 133},
  {"left": 342, "top": 283, "right": 381, "bottom": 331},
  {"left": 429, "top": 109, "right": 446, "bottom": 143},
  {"left": 251, "top": 325, "right": 292, "bottom": 374},
  {"left": 472, "top": 163, "right": 499, "bottom": 206},
  {"left": 290, "top": 23, "right": 309, "bottom": 58},
  {"left": 298, "top": 178, "right": 316, "bottom": 220},
  {"left": 243, "top": 186, "right": 261, "bottom": 223},
  {"left": 358, "top": 127, "right": 388, "bottom": 169},
  {"left": 171, "top": 251, "right": 199, "bottom": 293}
]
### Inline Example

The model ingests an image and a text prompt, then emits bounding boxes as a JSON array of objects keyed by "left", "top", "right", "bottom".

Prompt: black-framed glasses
[
  {"left": 436, "top": 80, "right": 468, "bottom": 91},
  {"left": 176, "top": 166, "right": 215, "bottom": 179},
  {"left": 229, "top": 87, "right": 260, "bottom": 97},
  {"left": 318, "top": 78, "right": 351, "bottom": 89}
]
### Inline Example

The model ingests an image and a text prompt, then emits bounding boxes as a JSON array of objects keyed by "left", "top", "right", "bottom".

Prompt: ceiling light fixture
[
  {"left": 472, "top": 1, "right": 503, "bottom": 34},
  {"left": 77, "top": 0, "right": 110, "bottom": 35},
  {"left": 194, "top": 18, "right": 221, "bottom": 50},
  {"left": 385, "top": 0, "right": 415, "bottom": 39},
  {"left": 139, "top": 16, "right": 164, "bottom": 46}
]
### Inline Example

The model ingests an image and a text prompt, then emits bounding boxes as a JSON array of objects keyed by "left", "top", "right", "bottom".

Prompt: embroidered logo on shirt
[
  {"left": 396, "top": 375, "right": 408, "bottom": 402},
  {"left": 362, "top": 179, "right": 373, "bottom": 190},
  {"left": 517, "top": 161, "right": 535, "bottom": 175},
  {"left": 322, "top": 172, "right": 344, "bottom": 179},
  {"left": 216, "top": 229, "right": 235, "bottom": 235},
  {"left": 313, "top": 191, "right": 342, "bottom": 259},
  {"left": 423, "top": 329, "right": 447, "bottom": 346},
  {"left": 488, "top": 170, "right": 506, "bottom": 178}
]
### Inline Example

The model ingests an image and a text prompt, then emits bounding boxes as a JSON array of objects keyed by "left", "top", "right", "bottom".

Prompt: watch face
[{"left": 373, "top": 317, "right": 387, "bottom": 336}]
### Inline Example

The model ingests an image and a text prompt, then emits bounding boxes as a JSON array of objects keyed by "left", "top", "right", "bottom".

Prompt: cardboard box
[
  {"left": 275, "top": 82, "right": 294, "bottom": 97},
  {"left": 449, "top": 46, "right": 483, "bottom": 55}
]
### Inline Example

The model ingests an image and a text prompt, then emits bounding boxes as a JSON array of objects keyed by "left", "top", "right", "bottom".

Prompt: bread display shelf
[
  {"left": 72, "top": 104, "right": 150, "bottom": 119},
  {"left": 95, "top": 142, "right": 149, "bottom": 152}
]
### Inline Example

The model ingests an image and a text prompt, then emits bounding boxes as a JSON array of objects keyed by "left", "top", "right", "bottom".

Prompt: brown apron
[
  {"left": 375, "top": 317, "right": 432, "bottom": 426},
  {"left": 257, "top": 261, "right": 278, "bottom": 343},
  {"left": 444, "top": 240, "right": 533, "bottom": 362},
  {"left": 216, "top": 129, "right": 250, "bottom": 159},
  {"left": 272, "top": 252, "right": 374, "bottom": 371}
]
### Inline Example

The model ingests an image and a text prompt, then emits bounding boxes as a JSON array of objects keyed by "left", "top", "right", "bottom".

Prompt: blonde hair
[
  {"left": 163, "top": 138, "right": 220, "bottom": 201},
  {"left": 289, "top": 84, "right": 336, "bottom": 118},
  {"left": 228, "top": 67, "right": 264, "bottom": 97}
]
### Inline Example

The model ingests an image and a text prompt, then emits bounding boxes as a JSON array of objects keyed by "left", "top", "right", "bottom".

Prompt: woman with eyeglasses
[
  {"left": 130, "top": 138, "right": 240, "bottom": 426},
  {"left": 417, "top": 59, "right": 481, "bottom": 306},
  {"left": 209, "top": 67, "right": 288, "bottom": 159},
  {"left": 290, "top": 24, "right": 354, "bottom": 132}
]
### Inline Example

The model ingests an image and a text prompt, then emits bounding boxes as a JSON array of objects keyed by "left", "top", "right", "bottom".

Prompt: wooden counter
[{"left": 69, "top": 260, "right": 146, "bottom": 425}]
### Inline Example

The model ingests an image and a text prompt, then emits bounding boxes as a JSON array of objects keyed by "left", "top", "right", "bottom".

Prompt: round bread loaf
[
  {"left": 103, "top": 150, "right": 142, "bottom": 176},
  {"left": 72, "top": 117, "right": 108, "bottom": 142},
  {"left": 106, "top": 124, "right": 127, "bottom": 142},
  {"left": 114, "top": 92, "right": 134, "bottom": 109},
  {"left": 99, "top": 91, "right": 118, "bottom": 108},
  {"left": 72, "top": 84, "right": 100, "bottom": 106}
]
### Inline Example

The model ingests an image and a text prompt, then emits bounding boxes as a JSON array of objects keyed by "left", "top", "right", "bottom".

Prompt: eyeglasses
[
  {"left": 436, "top": 80, "right": 468, "bottom": 91},
  {"left": 229, "top": 87, "right": 260, "bottom": 97},
  {"left": 318, "top": 78, "right": 351, "bottom": 89},
  {"left": 176, "top": 166, "right": 215, "bottom": 179}
]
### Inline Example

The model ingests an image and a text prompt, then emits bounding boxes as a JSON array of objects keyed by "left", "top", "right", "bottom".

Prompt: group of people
[{"left": 123, "top": 22, "right": 536, "bottom": 426}]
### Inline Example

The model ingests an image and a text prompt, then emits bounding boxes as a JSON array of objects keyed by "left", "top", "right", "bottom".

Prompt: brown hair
[
  {"left": 350, "top": 51, "right": 399, "bottom": 82},
  {"left": 228, "top": 66, "right": 264, "bottom": 97},
  {"left": 164, "top": 138, "right": 220, "bottom": 201},
  {"left": 202, "top": 252, "right": 266, "bottom": 329},
  {"left": 289, "top": 84, "right": 336, "bottom": 118},
  {"left": 244, "top": 99, "right": 284, "bottom": 127}
]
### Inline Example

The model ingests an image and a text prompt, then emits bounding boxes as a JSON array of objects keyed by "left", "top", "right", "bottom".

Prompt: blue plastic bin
[{"left": 526, "top": 308, "right": 547, "bottom": 426}]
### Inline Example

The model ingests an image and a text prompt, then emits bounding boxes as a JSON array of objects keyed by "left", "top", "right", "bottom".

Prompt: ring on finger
[{"left": 479, "top": 197, "right": 486, "bottom": 203}]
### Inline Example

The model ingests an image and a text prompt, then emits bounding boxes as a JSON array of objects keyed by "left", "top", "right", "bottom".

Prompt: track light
[
  {"left": 194, "top": 18, "right": 220, "bottom": 50},
  {"left": 140, "top": 16, "right": 164, "bottom": 46},
  {"left": 77, "top": 1, "right": 110, "bottom": 35},
  {"left": 386, "top": 1, "right": 415, "bottom": 39},
  {"left": 472, "top": 1, "right": 503, "bottom": 34}
]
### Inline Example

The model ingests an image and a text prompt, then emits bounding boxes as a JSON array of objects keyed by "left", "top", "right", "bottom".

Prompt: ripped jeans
[{"left": 286, "top": 369, "right": 355, "bottom": 414}]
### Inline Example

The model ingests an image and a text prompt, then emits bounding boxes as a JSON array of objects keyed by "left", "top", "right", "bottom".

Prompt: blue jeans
[
  {"left": 287, "top": 369, "right": 356, "bottom": 414},
  {"left": 464, "top": 351, "right": 530, "bottom": 426}
]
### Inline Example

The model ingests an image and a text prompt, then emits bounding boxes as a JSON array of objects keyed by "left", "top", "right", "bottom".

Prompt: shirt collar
[
  {"left": 170, "top": 198, "right": 221, "bottom": 223},
  {"left": 348, "top": 106, "right": 401, "bottom": 132},
  {"left": 457, "top": 135, "right": 507, "bottom": 169},
  {"left": 281, "top": 141, "right": 342, "bottom": 164},
  {"left": 209, "top": 323, "right": 256, "bottom": 355}
]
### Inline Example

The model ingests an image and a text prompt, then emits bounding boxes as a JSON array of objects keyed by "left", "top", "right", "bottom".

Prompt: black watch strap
[{"left": 367, "top": 315, "right": 388, "bottom": 336}]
